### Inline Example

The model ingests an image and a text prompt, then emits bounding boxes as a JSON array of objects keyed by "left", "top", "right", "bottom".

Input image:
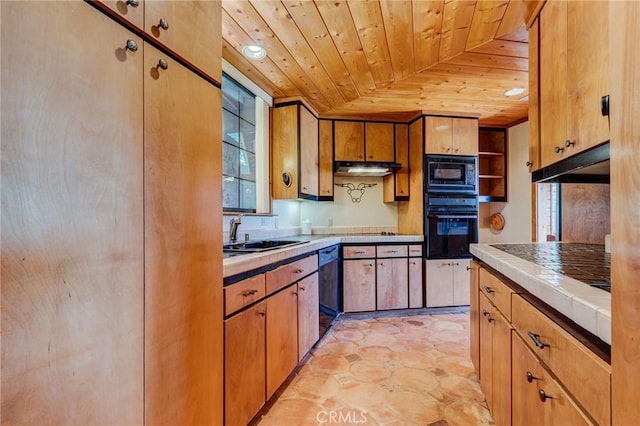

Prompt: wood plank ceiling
[{"left": 222, "top": 0, "right": 530, "bottom": 126}]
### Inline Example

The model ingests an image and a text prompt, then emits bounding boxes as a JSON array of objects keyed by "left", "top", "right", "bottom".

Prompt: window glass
[{"left": 222, "top": 74, "right": 257, "bottom": 212}]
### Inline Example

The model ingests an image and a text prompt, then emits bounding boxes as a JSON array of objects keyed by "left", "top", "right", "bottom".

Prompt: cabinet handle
[
  {"left": 454, "top": 262, "right": 460, "bottom": 266},
  {"left": 386, "top": 250, "right": 398, "bottom": 254},
  {"left": 354, "top": 250, "right": 366, "bottom": 254},
  {"left": 158, "top": 18, "right": 169, "bottom": 30},
  {"left": 525, "top": 161, "right": 533, "bottom": 167},
  {"left": 483, "top": 285, "right": 494, "bottom": 294},
  {"left": 126, "top": 0, "right": 139, "bottom": 7},
  {"left": 300, "top": 286, "right": 306, "bottom": 291},
  {"left": 554, "top": 146, "right": 564, "bottom": 154},
  {"left": 125, "top": 39, "right": 138, "bottom": 52},
  {"left": 258, "top": 310, "right": 265, "bottom": 317},
  {"left": 466, "top": 266, "right": 471, "bottom": 271},
  {"left": 241, "top": 289, "right": 258, "bottom": 297},
  {"left": 446, "top": 147, "right": 451, "bottom": 152},
  {"left": 367, "top": 263, "right": 373, "bottom": 267},
  {"left": 601, "top": 94, "right": 610, "bottom": 116},
  {"left": 527, "top": 331, "right": 550, "bottom": 349},
  {"left": 565, "top": 140, "right": 575, "bottom": 148},
  {"left": 157, "top": 58, "right": 168, "bottom": 70},
  {"left": 454, "top": 148, "right": 459, "bottom": 153},
  {"left": 482, "top": 309, "right": 490, "bottom": 317},
  {"left": 292, "top": 291, "right": 298, "bottom": 296},
  {"left": 294, "top": 268, "right": 304, "bottom": 274},
  {"left": 526, "top": 371, "right": 539, "bottom": 383},
  {"left": 538, "top": 389, "right": 554, "bottom": 402}
]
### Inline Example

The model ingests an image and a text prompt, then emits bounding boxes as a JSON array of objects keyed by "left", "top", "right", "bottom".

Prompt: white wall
[{"left": 479, "top": 121, "right": 532, "bottom": 243}]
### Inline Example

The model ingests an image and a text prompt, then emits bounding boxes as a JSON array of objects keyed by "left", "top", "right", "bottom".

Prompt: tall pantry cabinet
[{"left": 1, "top": 2, "right": 223, "bottom": 425}]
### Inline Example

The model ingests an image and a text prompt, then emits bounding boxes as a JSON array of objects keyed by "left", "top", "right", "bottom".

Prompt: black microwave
[{"left": 425, "top": 154, "right": 478, "bottom": 194}]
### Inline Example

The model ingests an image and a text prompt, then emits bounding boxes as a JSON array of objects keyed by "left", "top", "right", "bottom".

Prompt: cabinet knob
[
  {"left": 294, "top": 268, "right": 304, "bottom": 274},
  {"left": 526, "top": 371, "right": 539, "bottom": 383},
  {"left": 241, "top": 289, "right": 258, "bottom": 297},
  {"left": 483, "top": 285, "right": 494, "bottom": 294},
  {"left": 299, "top": 286, "right": 306, "bottom": 291},
  {"left": 292, "top": 291, "right": 298, "bottom": 296},
  {"left": 482, "top": 309, "right": 490, "bottom": 317},
  {"left": 554, "top": 146, "right": 564, "bottom": 154},
  {"left": 157, "top": 58, "right": 168, "bottom": 70},
  {"left": 126, "top": 0, "right": 139, "bottom": 7},
  {"left": 565, "top": 140, "right": 575, "bottom": 148},
  {"left": 527, "top": 331, "right": 550, "bottom": 349},
  {"left": 258, "top": 310, "right": 265, "bottom": 317},
  {"left": 538, "top": 389, "right": 554, "bottom": 402},
  {"left": 525, "top": 161, "right": 533, "bottom": 167},
  {"left": 125, "top": 39, "right": 138, "bottom": 52},
  {"left": 158, "top": 18, "right": 169, "bottom": 30},
  {"left": 454, "top": 148, "right": 459, "bottom": 153}
]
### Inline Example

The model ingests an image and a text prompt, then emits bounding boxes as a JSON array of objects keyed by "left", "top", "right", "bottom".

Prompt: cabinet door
[
  {"left": 225, "top": 302, "right": 266, "bottom": 426},
  {"left": 1, "top": 3, "right": 143, "bottom": 424},
  {"left": 540, "top": 0, "right": 568, "bottom": 168},
  {"left": 452, "top": 259, "right": 471, "bottom": 306},
  {"left": 479, "top": 293, "right": 494, "bottom": 411},
  {"left": 365, "top": 122, "right": 395, "bottom": 161},
  {"left": 566, "top": 1, "right": 609, "bottom": 153},
  {"left": 491, "top": 310, "right": 512, "bottom": 426},
  {"left": 266, "top": 285, "right": 299, "bottom": 398},
  {"left": 319, "top": 120, "right": 334, "bottom": 198},
  {"left": 144, "top": 44, "right": 222, "bottom": 426},
  {"left": 425, "top": 260, "right": 453, "bottom": 307},
  {"left": 512, "top": 333, "right": 545, "bottom": 426},
  {"left": 334, "top": 121, "right": 364, "bottom": 161},
  {"left": 298, "top": 273, "right": 319, "bottom": 361},
  {"left": 425, "top": 116, "right": 453, "bottom": 154},
  {"left": 342, "top": 260, "right": 376, "bottom": 312},
  {"left": 145, "top": 1, "right": 221, "bottom": 81},
  {"left": 452, "top": 118, "right": 479, "bottom": 155},
  {"left": 528, "top": 17, "right": 541, "bottom": 172},
  {"left": 272, "top": 105, "right": 299, "bottom": 199},
  {"left": 408, "top": 257, "right": 423, "bottom": 308},
  {"left": 299, "top": 106, "right": 319, "bottom": 197},
  {"left": 376, "top": 258, "right": 409, "bottom": 310},
  {"left": 469, "top": 262, "right": 481, "bottom": 373}
]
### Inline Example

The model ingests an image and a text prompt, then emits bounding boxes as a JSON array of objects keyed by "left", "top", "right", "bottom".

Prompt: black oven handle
[{"left": 427, "top": 214, "right": 478, "bottom": 219}]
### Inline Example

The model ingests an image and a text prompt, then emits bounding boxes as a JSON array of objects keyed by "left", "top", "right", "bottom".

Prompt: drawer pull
[
  {"left": 386, "top": 250, "right": 398, "bottom": 254},
  {"left": 241, "top": 289, "right": 258, "bottom": 297},
  {"left": 538, "top": 389, "right": 554, "bottom": 402},
  {"left": 258, "top": 310, "right": 265, "bottom": 317},
  {"left": 299, "top": 286, "right": 306, "bottom": 291},
  {"left": 482, "top": 309, "right": 490, "bottom": 317},
  {"left": 294, "top": 268, "right": 304, "bottom": 274},
  {"left": 526, "top": 371, "right": 539, "bottom": 383},
  {"left": 483, "top": 285, "right": 495, "bottom": 294},
  {"left": 527, "top": 331, "right": 550, "bottom": 349},
  {"left": 466, "top": 266, "right": 471, "bottom": 271},
  {"left": 354, "top": 250, "right": 366, "bottom": 254}
]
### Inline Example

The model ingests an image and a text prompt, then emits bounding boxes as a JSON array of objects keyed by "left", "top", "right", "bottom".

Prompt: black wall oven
[
  {"left": 425, "top": 154, "right": 478, "bottom": 194},
  {"left": 425, "top": 194, "right": 478, "bottom": 259}
]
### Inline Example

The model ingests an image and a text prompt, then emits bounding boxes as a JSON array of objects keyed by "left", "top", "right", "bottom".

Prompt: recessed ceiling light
[
  {"left": 242, "top": 45, "right": 267, "bottom": 60},
  {"left": 504, "top": 87, "right": 526, "bottom": 97}
]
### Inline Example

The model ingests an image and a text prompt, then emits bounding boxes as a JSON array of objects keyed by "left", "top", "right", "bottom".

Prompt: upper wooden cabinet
[
  {"left": 383, "top": 123, "right": 410, "bottom": 202},
  {"left": 272, "top": 103, "right": 330, "bottom": 201},
  {"left": 528, "top": 18, "right": 541, "bottom": 172},
  {"left": 334, "top": 121, "right": 365, "bottom": 161},
  {"left": 539, "top": 0, "right": 609, "bottom": 168},
  {"left": 97, "top": 1, "right": 221, "bottom": 82},
  {"left": 425, "top": 116, "right": 478, "bottom": 155},
  {"left": 318, "top": 120, "right": 334, "bottom": 198},
  {"left": 365, "top": 122, "right": 395, "bottom": 162}
]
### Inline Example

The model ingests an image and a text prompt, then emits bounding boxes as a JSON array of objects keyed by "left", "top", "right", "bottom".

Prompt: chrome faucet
[{"left": 229, "top": 215, "right": 243, "bottom": 243}]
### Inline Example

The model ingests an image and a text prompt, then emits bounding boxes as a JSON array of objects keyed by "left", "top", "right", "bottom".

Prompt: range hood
[
  {"left": 532, "top": 142, "right": 610, "bottom": 184},
  {"left": 334, "top": 161, "right": 402, "bottom": 177}
]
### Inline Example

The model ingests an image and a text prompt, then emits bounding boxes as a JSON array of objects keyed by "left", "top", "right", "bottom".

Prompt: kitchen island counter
[
  {"left": 224, "top": 234, "right": 423, "bottom": 278},
  {"left": 471, "top": 242, "right": 611, "bottom": 345}
]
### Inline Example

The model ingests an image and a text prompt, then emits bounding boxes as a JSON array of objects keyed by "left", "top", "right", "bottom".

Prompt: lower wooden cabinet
[
  {"left": 266, "top": 285, "right": 299, "bottom": 398},
  {"left": 343, "top": 259, "right": 376, "bottom": 312},
  {"left": 224, "top": 302, "right": 266, "bottom": 426},
  {"left": 298, "top": 273, "right": 319, "bottom": 361},
  {"left": 376, "top": 258, "right": 409, "bottom": 310},
  {"left": 408, "top": 256, "right": 423, "bottom": 308},
  {"left": 512, "top": 333, "right": 592, "bottom": 426},
  {"left": 425, "top": 259, "right": 470, "bottom": 307},
  {"left": 469, "top": 261, "right": 481, "bottom": 373}
]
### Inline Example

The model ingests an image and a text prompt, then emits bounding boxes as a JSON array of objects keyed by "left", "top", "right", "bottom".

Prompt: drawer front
[
  {"left": 343, "top": 246, "right": 375, "bottom": 259},
  {"left": 376, "top": 245, "right": 408, "bottom": 258},
  {"left": 512, "top": 295, "right": 611, "bottom": 426},
  {"left": 266, "top": 254, "right": 318, "bottom": 295},
  {"left": 408, "top": 245, "right": 423, "bottom": 257},
  {"left": 479, "top": 268, "right": 513, "bottom": 319},
  {"left": 225, "top": 274, "right": 266, "bottom": 316}
]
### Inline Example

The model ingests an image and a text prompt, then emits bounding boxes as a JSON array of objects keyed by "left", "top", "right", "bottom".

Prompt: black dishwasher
[{"left": 318, "top": 244, "right": 340, "bottom": 336}]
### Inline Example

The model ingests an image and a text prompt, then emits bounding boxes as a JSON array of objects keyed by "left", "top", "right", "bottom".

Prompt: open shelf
[{"left": 478, "top": 128, "right": 507, "bottom": 202}]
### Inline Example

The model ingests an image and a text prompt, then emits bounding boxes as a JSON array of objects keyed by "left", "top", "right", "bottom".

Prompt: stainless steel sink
[{"left": 223, "top": 239, "right": 307, "bottom": 253}]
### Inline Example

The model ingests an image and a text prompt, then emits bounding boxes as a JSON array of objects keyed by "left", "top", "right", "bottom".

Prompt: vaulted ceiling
[{"left": 222, "top": 0, "right": 532, "bottom": 126}]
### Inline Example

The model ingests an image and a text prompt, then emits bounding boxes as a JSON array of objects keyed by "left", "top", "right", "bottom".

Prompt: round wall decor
[{"left": 490, "top": 213, "right": 505, "bottom": 231}]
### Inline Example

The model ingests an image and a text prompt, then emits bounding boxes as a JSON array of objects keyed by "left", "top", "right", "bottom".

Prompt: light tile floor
[{"left": 257, "top": 313, "right": 494, "bottom": 426}]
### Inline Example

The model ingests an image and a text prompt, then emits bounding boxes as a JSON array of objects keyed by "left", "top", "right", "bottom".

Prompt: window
[
  {"left": 222, "top": 74, "right": 256, "bottom": 212},
  {"left": 536, "top": 183, "right": 560, "bottom": 241}
]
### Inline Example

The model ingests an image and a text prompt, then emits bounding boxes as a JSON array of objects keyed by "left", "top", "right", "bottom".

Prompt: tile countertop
[
  {"left": 470, "top": 243, "right": 611, "bottom": 345},
  {"left": 223, "top": 234, "right": 423, "bottom": 278}
]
